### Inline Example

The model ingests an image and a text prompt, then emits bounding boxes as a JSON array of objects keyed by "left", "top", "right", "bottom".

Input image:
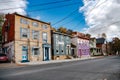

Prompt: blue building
[{"left": 51, "top": 31, "right": 72, "bottom": 60}]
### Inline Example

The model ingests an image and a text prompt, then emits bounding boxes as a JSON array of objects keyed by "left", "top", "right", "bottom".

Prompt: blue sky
[
  {"left": 1, "top": 0, "right": 120, "bottom": 40},
  {"left": 26, "top": 0, "right": 87, "bottom": 31}
]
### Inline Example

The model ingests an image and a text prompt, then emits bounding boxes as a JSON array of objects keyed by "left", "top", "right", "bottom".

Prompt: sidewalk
[
  {"left": 17, "top": 56, "right": 103, "bottom": 66},
  {"left": 0, "top": 56, "right": 104, "bottom": 69},
  {"left": 0, "top": 62, "right": 24, "bottom": 69}
]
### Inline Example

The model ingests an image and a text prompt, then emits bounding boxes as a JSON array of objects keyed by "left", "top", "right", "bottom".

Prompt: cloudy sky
[
  {"left": 80, "top": 0, "right": 120, "bottom": 41},
  {"left": 0, "top": 0, "right": 120, "bottom": 41}
]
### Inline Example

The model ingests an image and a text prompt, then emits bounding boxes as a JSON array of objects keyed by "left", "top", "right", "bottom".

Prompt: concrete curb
[{"left": 17, "top": 56, "right": 104, "bottom": 66}]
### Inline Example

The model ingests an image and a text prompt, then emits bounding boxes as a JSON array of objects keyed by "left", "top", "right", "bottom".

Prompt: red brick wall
[{"left": 2, "top": 14, "right": 15, "bottom": 44}]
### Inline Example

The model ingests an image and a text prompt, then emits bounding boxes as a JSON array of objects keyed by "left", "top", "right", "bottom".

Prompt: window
[
  {"left": 20, "top": 28, "right": 29, "bottom": 38},
  {"left": 32, "top": 30, "right": 39, "bottom": 40},
  {"left": 42, "top": 24, "right": 48, "bottom": 29},
  {"left": 42, "top": 32, "right": 47, "bottom": 43},
  {"left": 60, "top": 35, "right": 64, "bottom": 42},
  {"left": 32, "top": 22, "right": 39, "bottom": 27},
  {"left": 32, "top": 47, "right": 39, "bottom": 55},
  {"left": 22, "top": 46, "right": 28, "bottom": 60},
  {"left": 61, "top": 45, "right": 64, "bottom": 54},
  {"left": 20, "top": 18, "right": 29, "bottom": 24},
  {"left": 56, "top": 43, "right": 59, "bottom": 54}
]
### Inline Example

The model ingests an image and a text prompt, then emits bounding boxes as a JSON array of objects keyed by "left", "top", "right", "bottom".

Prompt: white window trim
[
  {"left": 32, "top": 47, "right": 40, "bottom": 56},
  {"left": 32, "top": 30, "right": 40, "bottom": 40},
  {"left": 20, "top": 27, "right": 30, "bottom": 38}
]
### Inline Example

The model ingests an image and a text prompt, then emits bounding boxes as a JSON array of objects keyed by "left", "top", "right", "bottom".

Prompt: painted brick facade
[
  {"left": 72, "top": 32, "right": 90, "bottom": 58},
  {"left": 2, "top": 13, "right": 51, "bottom": 63}
]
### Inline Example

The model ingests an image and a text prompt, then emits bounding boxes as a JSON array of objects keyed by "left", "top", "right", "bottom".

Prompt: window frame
[
  {"left": 32, "top": 22, "right": 39, "bottom": 27},
  {"left": 32, "top": 30, "right": 40, "bottom": 40},
  {"left": 42, "top": 32, "right": 47, "bottom": 43},
  {"left": 20, "top": 18, "right": 29, "bottom": 24},
  {"left": 20, "top": 28, "right": 29, "bottom": 38},
  {"left": 42, "top": 24, "right": 48, "bottom": 29},
  {"left": 32, "top": 47, "right": 40, "bottom": 56}
]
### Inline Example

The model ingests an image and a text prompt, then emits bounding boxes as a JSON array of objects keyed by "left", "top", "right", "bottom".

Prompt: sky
[{"left": 0, "top": 0, "right": 120, "bottom": 41}]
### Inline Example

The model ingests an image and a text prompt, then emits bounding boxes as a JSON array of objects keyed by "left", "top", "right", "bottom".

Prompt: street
[{"left": 0, "top": 56, "right": 120, "bottom": 80}]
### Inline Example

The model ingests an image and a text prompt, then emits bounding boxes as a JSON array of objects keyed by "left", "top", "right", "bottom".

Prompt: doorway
[
  {"left": 22, "top": 46, "right": 28, "bottom": 62},
  {"left": 44, "top": 47, "right": 49, "bottom": 61}
]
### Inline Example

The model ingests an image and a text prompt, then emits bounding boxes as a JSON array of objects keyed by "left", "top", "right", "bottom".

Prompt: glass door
[
  {"left": 22, "top": 46, "right": 28, "bottom": 61},
  {"left": 45, "top": 47, "right": 49, "bottom": 61}
]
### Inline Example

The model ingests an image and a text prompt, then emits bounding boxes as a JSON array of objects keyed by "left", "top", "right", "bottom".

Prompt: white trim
[
  {"left": 43, "top": 47, "right": 45, "bottom": 60},
  {"left": 49, "top": 48, "right": 51, "bottom": 60}
]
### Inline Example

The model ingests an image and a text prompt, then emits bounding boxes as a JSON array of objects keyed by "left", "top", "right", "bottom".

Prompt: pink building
[{"left": 71, "top": 32, "right": 90, "bottom": 58}]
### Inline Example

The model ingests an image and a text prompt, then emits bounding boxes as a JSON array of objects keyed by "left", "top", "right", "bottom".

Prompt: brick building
[{"left": 2, "top": 13, "right": 51, "bottom": 63}]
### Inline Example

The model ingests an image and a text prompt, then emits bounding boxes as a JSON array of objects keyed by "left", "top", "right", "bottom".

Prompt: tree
[
  {"left": 101, "top": 33, "right": 107, "bottom": 39},
  {"left": 85, "top": 33, "right": 91, "bottom": 38},
  {"left": 51, "top": 27, "right": 56, "bottom": 32},
  {"left": 57, "top": 27, "right": 67, "bottom": 34},
  {"left": 112, "top": 37, "right": 120, "bottom": 54}
]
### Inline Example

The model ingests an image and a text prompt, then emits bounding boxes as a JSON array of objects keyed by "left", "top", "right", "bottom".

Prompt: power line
[
  {"left": 52, "top": 9, "right": 78, "bottom": 26},
  {"left": 71, "top": 0, "right": 108, "bottom": 32},
  {"left": 60, "top": 14, "right": 81, "bottom": 26},
  {"left": 28, "top": 2, "right": 80, "bottom": 13},
  {"left": 52, "top": 0, "right": 106, "bottom": 30},
  {"left": 0, "top": 0, "right": 71, "bottom": 11},
  {"left": 87, "top": 0, "right": 107, "bottom": 15}
]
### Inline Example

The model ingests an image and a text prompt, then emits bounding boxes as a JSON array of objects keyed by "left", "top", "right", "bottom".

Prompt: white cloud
[
  {"left": 80, "top": 0, "right": 120, "bottom": 40},
  {"left": 0, "top": 0, "right": 28, "bottom": 15}
]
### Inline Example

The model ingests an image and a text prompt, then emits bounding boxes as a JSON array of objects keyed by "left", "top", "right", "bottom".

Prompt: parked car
[{"left": 0, "top": 54, "right": 8, "bottom": 62}]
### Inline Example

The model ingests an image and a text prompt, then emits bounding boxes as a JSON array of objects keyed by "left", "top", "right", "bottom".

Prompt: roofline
[
  {"left": 52, "top": 31, "right": 72, "bottom": 37},
  {"left": 14, "top": 13, "right": 51, "bottom": 25}
]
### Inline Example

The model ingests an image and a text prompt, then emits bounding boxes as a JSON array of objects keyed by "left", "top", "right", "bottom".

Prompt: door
[
  {"left": 44, "top": 47, "right": 49, "bottom": 61},
  {"left": 72, "top": 49, "right": 74, "bottom": 56},
  {"left": 22, "top": 46, "right": 28, "bottom": 61}
]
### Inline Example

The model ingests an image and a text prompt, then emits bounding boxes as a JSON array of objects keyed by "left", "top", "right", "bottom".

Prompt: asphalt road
[{"left": 0, "top": 56, "right": 120, "bottom": 80}]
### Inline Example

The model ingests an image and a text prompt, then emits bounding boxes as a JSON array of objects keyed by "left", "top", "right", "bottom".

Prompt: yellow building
[{"left": 2, "top": 13, "right": 51, "bottom": 63}]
